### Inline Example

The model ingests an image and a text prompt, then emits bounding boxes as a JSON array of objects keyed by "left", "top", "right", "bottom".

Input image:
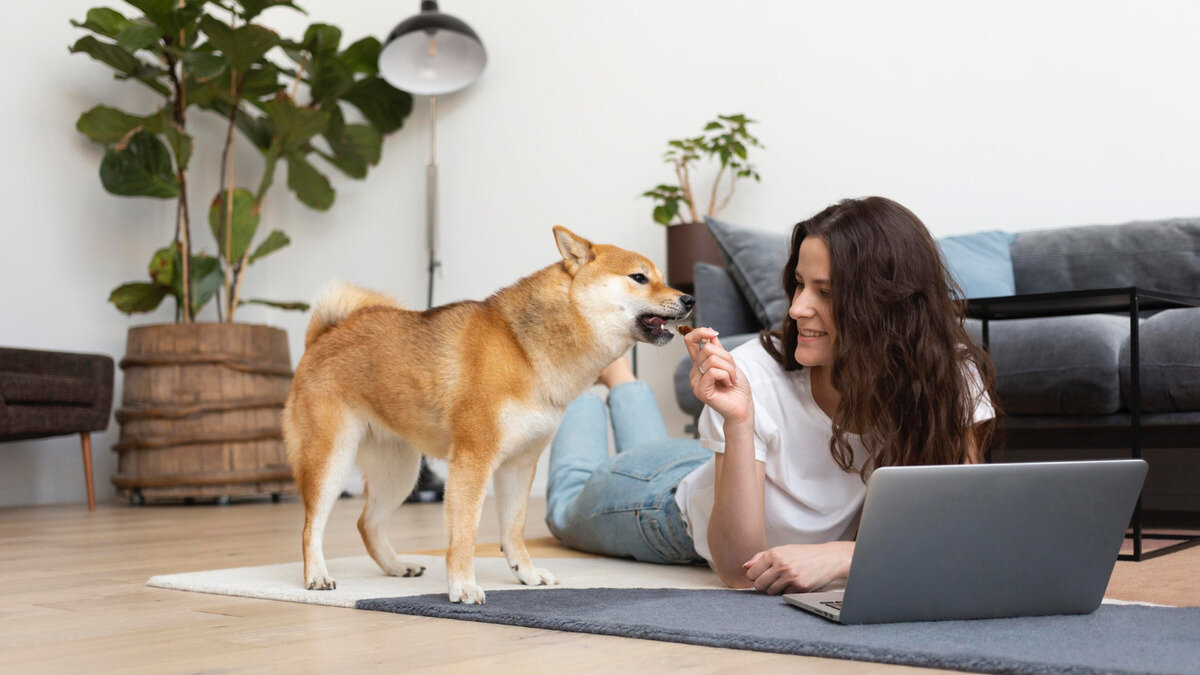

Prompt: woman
[{"left": 544, "top": 196, "right": 998, "bottom": 593}]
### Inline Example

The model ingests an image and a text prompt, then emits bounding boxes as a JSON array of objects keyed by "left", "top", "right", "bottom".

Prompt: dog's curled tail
[{"left": 305, "top": 280, "right": 402, "bottom": 348}]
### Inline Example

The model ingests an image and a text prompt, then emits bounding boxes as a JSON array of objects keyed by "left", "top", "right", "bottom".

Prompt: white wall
[{"left": 3, "top": 1, "right": 1199, "bottom": 507}]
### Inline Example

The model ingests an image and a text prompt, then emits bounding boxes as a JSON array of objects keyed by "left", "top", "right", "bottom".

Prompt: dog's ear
[{"left": 553, "top": 226, "right": 595, "bottom": 275}]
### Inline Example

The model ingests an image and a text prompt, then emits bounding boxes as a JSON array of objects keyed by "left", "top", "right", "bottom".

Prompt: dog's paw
[
  {"left": 384, "top": 562, "right": 426, "bottom": 578},
  {"left": 448, "top": 580, "right": 486, "bottom": 604},
  {"left": 305, "top": 573, "right": 337, "bottom": 591},
  {"left": 514, "top": 564, "right": 559, "bottom": 587}
]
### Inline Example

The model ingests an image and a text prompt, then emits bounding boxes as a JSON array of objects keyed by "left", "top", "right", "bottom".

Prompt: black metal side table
[{"left": 966, "top": 287, "right": 1200, "bottom": 561}]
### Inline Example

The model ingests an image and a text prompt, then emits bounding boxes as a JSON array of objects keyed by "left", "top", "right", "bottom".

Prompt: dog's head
[{"left": 554, "top": 226, "right": 694, "bottom": 346}]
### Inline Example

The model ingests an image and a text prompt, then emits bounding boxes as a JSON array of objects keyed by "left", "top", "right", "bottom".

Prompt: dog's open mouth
[{"left": 638, "top": 313, "right": 675, "bottom": 339}]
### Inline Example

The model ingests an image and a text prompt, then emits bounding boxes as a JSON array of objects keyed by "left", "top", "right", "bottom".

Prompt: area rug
[{"left": 358, "top": 588, "right": 1200, "bottom": 675}]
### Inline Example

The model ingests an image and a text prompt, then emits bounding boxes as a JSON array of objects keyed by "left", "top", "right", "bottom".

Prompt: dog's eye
[{"left": 628, "top": 273, "right": 649, "bottom": 285}]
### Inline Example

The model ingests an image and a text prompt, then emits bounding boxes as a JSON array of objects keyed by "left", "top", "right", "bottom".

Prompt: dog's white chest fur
[{"left": 497, "top": 399, "right": 565, "bottom": 460}]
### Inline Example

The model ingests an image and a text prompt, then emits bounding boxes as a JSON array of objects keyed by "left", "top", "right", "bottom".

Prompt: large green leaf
[
  {"left": 264, "top": 96, "right": 329, "bottom": 152},
  {"left": 239, "top": 62, "right": 285, "bottom": 100},
  {"left": 175, "top": 251, "right": 222, "bottom": 315},
  {"left": 239, "top": 298, "right": 309, "bottom": 311},
  {"left": 109, "top": 282, "right": 169, "bottom": 314},
  {"left": 323, "top": 123, "right": 381, "bottom": 178},
  {"left": 234, "top": 0, "right": 305, "bottom": 22},
  {"left": 182, "top": 47, "right": 226, "bottom": 80},
  {"left": 148, "top": 246, "right": 176, "bottom": 286},
  {"left": 341, "top": 76, "right": 412, "bottom": 134},
  {"left": 115, "top": 19, "right": 161, "bottom": 52},
  {"left": 338, "top": 37, "right": 380, "bottom": 75},
  {"left": 249, "top": 230, "right": 290, "bottom": 262},
  {"left": 199, "top": 15, "right": 280, "bottom": 73},
  {"left": 99, "top": 130, "right": 179, "bottom": 198},
  {"left": 308, "top": 51, "right": 354, "bottom": 105},
  {"left": 69, "top": 35, "right": 170, "bottom": 95},
  {"left": 71, "top": 7, "right": 131, "bottom": 39},
  {"left": 76, "top": 105, "right": 159, "bottom": 144},
  {"left": 126, "top": 0, "right": 200, "bottom": 39},
  {"left": 160, "top": 115, "right": 192, "bottom": 171},
  {"left": 70, "top": 34, "right": 140, "bottom": 75},
  {"left": 285, "top": 155, "right": 334, "bottom": 210},
  {"left": 209, "top": 188, "right": 260, "bottom": 263},
  {"left": 236, "top": 108, "right": 275, "bottom": 151},
  {"left": 301, "top": 23, "right": 341, "bottom": 56}
]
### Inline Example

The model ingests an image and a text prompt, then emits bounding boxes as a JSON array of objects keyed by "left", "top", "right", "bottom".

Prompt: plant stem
[
  {"left": 220, "top": 91, "right": 239, "bottom": 321},
  {"left": 165, "top": 38, "right": 192, "bottom": 322},
  {"left": 707, "top": 163, "right": 727, "bottom": 217},
  {"left": 675, "top": 162, "right": 698, "bottom": 223},
  {"left": 229, "top": 248, "right": 252, "bottom": 319},
  {"left": 289, "top": 54, "right": 309, "bottom": 101},
  {"left": 715, "top": 173, "right": 737, "bottom": 216}
]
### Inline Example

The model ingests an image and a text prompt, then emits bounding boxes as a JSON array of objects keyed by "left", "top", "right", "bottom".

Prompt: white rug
[
  {"left": 148, "top": 555, "right": 727, "bottom": 608},
  {"left": 148, "top": 553, "right": 1163, "bottom": 609}
]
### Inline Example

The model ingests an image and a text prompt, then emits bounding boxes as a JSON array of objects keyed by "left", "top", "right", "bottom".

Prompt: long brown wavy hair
[{"left": 760, "top": 196, "right": 1000, "bottom": 479}]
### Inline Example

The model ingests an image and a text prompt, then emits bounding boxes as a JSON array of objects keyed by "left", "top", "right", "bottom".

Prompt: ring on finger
[{"left": 698, "top": 365, "right": 707, "bottom": 375}]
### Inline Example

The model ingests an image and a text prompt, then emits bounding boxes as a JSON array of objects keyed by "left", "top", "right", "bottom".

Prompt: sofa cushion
[
  {"left": 0, "top": 372, "right": 97, "bottom": 406},
  {"left": 1120, "top": 307, "right": 1200, "bottom": 413},
  {"left": 969, "top": 314, "right": 1130, "bottom": 415},
  {"left": 693, "top": 262, "right": 763, "bottom": 336},
  {"left": 704, "top": 217, "right": 790, "bottom": 329},
  {"left": 1010, "top": 217, "right": 1200, "bottom": 295},
  {"left": 936, "top": 230, "right": 1016, "bottom": 298}
]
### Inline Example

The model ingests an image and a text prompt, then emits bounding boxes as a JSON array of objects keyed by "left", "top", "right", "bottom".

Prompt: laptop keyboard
[{"left": 821, "top": 601, "right": 843, "bottom": 610}]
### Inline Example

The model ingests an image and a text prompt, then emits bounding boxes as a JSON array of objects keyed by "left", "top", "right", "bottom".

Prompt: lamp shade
[{"left": 378, "top": 0, "right": 486, "bottom": 96}]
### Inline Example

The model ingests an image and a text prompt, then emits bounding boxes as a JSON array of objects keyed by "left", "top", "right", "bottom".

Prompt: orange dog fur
[{"left": 283, "top": 226, "right": 694, "bottom": 603}]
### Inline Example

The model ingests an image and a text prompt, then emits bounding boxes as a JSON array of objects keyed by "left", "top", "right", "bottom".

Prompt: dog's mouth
[{"left": 638, "top": 313, "right": 678, "bottom": 340}]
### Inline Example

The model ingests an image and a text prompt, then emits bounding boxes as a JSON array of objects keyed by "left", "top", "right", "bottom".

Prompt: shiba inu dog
[{"left": 283, "top": 226, "right": 694, "bottom": 603}]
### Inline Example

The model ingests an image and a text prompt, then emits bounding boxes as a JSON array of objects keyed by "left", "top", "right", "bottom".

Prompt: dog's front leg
[
  {"left": 444, "top": 453, "right": 492, "bottom": 603},
  {"left": 495, "top": 450, "right": 559, "bottom": 587}
]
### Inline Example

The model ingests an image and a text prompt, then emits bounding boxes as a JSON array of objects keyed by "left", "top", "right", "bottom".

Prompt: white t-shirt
[{"left": 675, "top": 338, "right": 995, "bottom": 566}]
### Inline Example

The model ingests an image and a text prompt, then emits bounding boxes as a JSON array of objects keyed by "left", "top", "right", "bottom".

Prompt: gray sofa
[{"left": 673, "top": 217, "right": 1200, "bottom": 507}]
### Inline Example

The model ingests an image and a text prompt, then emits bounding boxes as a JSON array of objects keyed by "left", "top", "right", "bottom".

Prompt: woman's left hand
[{"left": 742, "top": 542, "right": 855, "bottom": 594}]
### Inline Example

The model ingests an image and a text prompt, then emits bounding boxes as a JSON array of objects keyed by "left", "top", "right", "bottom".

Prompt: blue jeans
[{"left": 545, "top": 381, "right": 710, "bottom": 565}]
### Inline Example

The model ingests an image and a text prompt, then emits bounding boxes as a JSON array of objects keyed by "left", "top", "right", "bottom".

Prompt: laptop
[{"left": 784, "top": 459, "right": 1147, "bottom": 624}]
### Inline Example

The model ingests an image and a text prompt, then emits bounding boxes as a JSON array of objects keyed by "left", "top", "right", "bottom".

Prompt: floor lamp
[
  {"left": 379, "top": 1, "right": 487, "bottom": 503},
  {"left": 379, "top": 0, "right": 487, "bottom": 310}
]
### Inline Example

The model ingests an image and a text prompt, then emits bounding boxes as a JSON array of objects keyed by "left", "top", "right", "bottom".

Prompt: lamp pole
[
  {"left": 378, "top": 0, "right": 486, "bottom": 502},
  {"left": 426, "top": 95, "right": 439, "bottom": 308}
]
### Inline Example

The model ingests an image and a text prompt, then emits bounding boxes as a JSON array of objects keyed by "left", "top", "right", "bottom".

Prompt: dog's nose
[{"left": 680, "top": 295, "right": 695, "bottom": 311}]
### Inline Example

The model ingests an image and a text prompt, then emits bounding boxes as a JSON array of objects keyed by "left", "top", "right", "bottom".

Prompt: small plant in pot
[
  {"left": 641, "top": 114, "right": 762, "bottom": 293},
  {"left": 71, "top": 0, "right": 413, "bottom": 504}
]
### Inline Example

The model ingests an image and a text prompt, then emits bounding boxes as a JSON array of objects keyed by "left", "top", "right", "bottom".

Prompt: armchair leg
[{"left": 80, "top": 432, "right": 96, "bottom": 511}]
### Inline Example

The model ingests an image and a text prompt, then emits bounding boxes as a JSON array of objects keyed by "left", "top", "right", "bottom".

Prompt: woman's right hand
[{"left": 684, "top": 327, "right": 753, "bottom": 425}]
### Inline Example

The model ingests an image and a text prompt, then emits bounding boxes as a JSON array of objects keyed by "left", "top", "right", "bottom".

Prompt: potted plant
[
  {"left": 71, "top": 0, "right": 412, "bottom": 504},
  {"left": 641, "top": 114, "right": 762, "bottom": 293}
]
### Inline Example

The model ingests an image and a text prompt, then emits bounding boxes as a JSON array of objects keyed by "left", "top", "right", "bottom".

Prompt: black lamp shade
[{"left": 379, "top": 1, "right": 487, "bottom": 96}]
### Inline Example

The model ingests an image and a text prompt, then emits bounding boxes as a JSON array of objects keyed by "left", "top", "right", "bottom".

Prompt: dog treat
[{"left": 677, "top": 325, "right": 694, "bottom": 336}]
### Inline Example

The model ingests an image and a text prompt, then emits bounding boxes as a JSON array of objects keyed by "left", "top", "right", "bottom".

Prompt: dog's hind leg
[
  {"left": 495, "top": 449, "right": 558, "bottom": 586},
  {"left": 300, "top": 411, "right": 365, "bottom": 591},
  {"left": 356, "top": 435, "right": 426, "bottom": 578},
  {"left": 444, "top": 448, "right": 494, "bottom": 604}
]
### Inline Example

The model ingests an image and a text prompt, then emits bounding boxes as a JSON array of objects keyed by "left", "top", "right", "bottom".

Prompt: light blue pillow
[{"left": 936, "top": 230, "right": 1017, "bottom": 299}]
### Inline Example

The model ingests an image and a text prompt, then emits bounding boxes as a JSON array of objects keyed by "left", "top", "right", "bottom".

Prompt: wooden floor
[{"left": 1, "top": 496, "right": 944, "bottom": 673}]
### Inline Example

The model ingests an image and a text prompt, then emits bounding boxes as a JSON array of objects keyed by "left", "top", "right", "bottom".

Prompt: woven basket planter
[{"left": 112, "top": 323, "right": 295, "bottom": 504}]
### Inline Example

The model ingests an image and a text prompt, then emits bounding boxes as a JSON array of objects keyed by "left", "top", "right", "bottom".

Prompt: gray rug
[{"left": 357, "top": 588, "right": 1200, "bottom": 674}]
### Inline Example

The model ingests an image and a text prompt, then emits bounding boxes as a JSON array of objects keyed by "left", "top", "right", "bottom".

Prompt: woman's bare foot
[{"left": 597, "top": 354, "right": 637, "bottom": 388}]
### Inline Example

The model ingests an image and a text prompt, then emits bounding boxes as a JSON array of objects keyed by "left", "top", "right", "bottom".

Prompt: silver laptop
[{"left": 784, "top": 460, "right": 1147, "bottom": 624}]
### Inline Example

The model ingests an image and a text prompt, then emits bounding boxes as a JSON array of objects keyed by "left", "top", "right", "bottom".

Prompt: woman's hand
[
  {"left": 684, "top": 327, "right": 753, "bottom": 425},
  {"left": 742, "top": 542, "right": 855, "bottom": 595}
]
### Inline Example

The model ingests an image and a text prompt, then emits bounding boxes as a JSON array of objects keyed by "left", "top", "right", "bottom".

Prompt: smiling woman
[{"left": 543, "top": 196, "right": 999, "bottom": 596}]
